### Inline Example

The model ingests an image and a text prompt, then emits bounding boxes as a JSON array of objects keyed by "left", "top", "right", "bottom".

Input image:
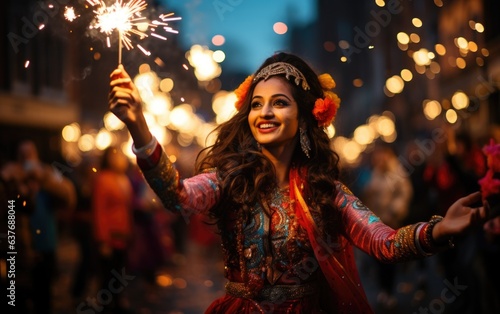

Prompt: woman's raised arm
[{"left": 109, "top": 64, "right": 152, "bottom": 149}]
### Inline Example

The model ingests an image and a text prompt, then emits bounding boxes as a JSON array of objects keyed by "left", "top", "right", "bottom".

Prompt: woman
[{"left": 109, "top": 52, "right": 491, "bottom": 313}]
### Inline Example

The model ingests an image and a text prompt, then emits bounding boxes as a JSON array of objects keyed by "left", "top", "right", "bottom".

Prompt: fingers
[
  {"left": 470, "top": 206, "right": 484, "bottom": 222},
  {"left": 109, "top": 64, "right": 130, "bottom": 79},
  {"left": 460, "top": 191, "right": 482, "bottom": 206},
  {"left": 109, "top": 65, "right": 123, "bottom": 79},
  {"left": 110, "top": 77, "right": 133, "bottom": 89},
  {"left": 110, "top": 104, "right": 130, "bottom": 120},
  {"left": 483, "top": 200, "right": 492, "bottom": 219},
  {"left": 109, "top": 89, "right": 136, "bottom": 108}
]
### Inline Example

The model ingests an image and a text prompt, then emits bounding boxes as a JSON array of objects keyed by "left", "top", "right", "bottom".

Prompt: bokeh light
[
  {"left": 451, "top": 91, "right": 469, "bottom": 110},
  {"left": 385, "top": 75, "right": 405, "bottom": 94},
  {"left": 273, "top": 22, "right": 288, "bottom": 35},
  {"left": 413, "top": 48, "right": 431, "bottom": 66},
  {"left": 423, "top": 100, "right": 442, "bottom": 120},
  {"left": 412, "top": 18, "right": 422, "bottom": 27},
  {"left": 62, "top": 123, "right": 81, "bottom": 142},
  {"left": 400, "top": 69, "right": 413, "bottom": 81},
  {"left": 213, "top": 50, "right": 226, "bottom": 63},
  {"left": 446, "top": 109, "right": 458, "bottom": 124},
  {"left": 397, "top": 32, "right": 409, "bottom": 45},
  {"left": 212, "top": 34, "right": 225, "bottom": 46}
]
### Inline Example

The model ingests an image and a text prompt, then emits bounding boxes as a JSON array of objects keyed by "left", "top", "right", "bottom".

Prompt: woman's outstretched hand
[
  {"left": 109, "top": 65, "right": 152, "bottom": 148},
  {"left": 433, "top": 192, "right": 491, "bottom": 243}
]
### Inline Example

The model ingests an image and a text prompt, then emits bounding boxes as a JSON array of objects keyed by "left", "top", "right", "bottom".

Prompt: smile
[{"left": 258, "top": 123, "right": 279, "bottom": 129}]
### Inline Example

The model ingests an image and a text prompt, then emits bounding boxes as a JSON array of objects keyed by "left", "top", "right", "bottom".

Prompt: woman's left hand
[{"left": 432, "top": 192, "right": 490, "bottom": 243}]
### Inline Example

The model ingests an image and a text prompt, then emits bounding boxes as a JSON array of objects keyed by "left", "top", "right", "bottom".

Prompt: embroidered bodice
[{"left": 237, "top": 187, "right": 315, "bottom": 288}]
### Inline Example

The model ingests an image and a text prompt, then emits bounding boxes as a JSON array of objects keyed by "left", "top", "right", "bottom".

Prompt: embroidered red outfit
[{"left": 136, "top": 144, "right": 444, "bottom": 314}]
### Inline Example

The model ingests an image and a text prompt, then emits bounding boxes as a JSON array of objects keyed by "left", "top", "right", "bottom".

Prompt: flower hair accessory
[
  {"left": 234, "top": 75, "right": 253, "bottom": 111},
  {"left": 313, "top": 73, "right": 340, "bottom": 127}
]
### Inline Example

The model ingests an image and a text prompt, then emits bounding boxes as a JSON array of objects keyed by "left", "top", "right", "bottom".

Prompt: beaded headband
[{"left": 253, "top": 62, "right": 310, "bottom": 90}]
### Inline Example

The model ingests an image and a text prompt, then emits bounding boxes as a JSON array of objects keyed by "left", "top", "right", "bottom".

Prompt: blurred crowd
[
  {"left": 349, "top": 132, "right": 500, "bottom": 313},
  {"left": 1, "top": 131, "right": 499, "bottom": 314},
  {"left": 0, "top": 140, "right": 220, "bottom": 314}
]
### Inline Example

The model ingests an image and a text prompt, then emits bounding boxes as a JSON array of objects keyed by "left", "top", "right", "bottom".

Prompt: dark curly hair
[{"left": 196, "top": 52, "right": 341, "bottom": 231}]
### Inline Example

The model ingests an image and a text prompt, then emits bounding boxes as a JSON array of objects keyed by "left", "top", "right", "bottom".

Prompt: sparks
[
  {"left": 24, "top": 60, "right": 30, "bottom": 68},
  {"left": 154, "top": 57, "right": 165, "bottom": 66},
  {"left": 151, "top": 33, "right": 167, "bottom": 40},
  {"left": 137, "top": 44, "right": 151, "bottom": 56},
  {"left": 64, "top": 6, "right": 80, "bottom": 22},
  {"left": 87, "top": 0, "right": 181, "bottom": 64}
]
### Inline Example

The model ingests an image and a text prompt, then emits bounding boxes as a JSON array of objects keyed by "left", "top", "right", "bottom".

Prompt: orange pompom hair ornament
[
  {"left": 234, "top": 75, "right": 254, "bottom": 111},
  {"left": 313, "top": 73, "right": 340, "bottom": 127}
]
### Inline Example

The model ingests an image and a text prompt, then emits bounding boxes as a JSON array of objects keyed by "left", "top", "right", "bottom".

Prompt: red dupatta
[{"left": 289, "top": 167, "right": 373, "bottom": 313}]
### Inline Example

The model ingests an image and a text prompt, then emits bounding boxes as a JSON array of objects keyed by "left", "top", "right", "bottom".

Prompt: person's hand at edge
[{"left": 432, "top": 191, "right": 493, "bottom": 244}]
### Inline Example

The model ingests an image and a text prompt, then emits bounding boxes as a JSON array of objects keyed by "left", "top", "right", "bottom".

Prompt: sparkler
[
  {"left": 86, "top": 0, "right": 181, "bottom": 64},
  {"left": 64, "top": 6, "right": 80, "bottom": 22}
]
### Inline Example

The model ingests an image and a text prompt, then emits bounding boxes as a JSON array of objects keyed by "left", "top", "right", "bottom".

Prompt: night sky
[{"left": 164, "top": 0, "right": 317, "bottom": 73}]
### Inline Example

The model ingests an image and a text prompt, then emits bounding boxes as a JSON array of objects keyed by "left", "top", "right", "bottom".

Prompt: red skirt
[{"left": 205, "top": 294, "right": 327, "bottom": 314}]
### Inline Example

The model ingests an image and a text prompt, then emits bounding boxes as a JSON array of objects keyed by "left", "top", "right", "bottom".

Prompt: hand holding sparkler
[{"left": 109, "top": 65, "right": 152, "bottom": 147}]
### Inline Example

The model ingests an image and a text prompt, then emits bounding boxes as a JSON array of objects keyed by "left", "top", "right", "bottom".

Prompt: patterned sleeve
[
  {"left": 138, "top": 145, "right": 220, "bottom": 220},
  {"left": 334, "top": 181, "right": 444, "bottom": 263}
]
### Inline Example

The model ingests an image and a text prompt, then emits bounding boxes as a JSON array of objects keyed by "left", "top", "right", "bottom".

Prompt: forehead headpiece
[{"left": 253, "top": 62, "right": 310, "bottom": 90}]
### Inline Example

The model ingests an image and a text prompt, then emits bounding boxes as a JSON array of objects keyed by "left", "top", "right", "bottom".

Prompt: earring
[
  {"left": 256, "top": 141, "right": 262, "bottom": 151},
  {"left": 300, "top": 128, "right": 311, "bottom": 158}
]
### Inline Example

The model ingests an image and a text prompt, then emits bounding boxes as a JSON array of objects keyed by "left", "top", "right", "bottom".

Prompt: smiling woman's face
[{"left": 247, "top": 77, "right": 299, "bottom": 152}]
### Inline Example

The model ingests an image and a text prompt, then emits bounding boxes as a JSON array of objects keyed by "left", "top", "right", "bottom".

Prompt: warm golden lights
[
  {"left": 385, "top": 75, "right": 405, "bottom": 94},
  {"left": 451, "top": 91, "right": 469, "bottom": 110},
  {"left": 423, "top": 100, "right": 442, "bottom": 120}
]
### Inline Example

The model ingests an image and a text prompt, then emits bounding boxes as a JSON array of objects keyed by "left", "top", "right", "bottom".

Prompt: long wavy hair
[{"left": 196, "top": 52, "right": 341, "bottom": 229}]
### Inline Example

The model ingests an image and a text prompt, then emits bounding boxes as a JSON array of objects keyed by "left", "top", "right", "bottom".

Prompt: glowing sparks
[
  {"left": 64, "top": 6, "right": 80, "bottom": 22},
  {"left": 155, "top": 13, "right": 181, "bottom": 34},
  {"left": 24, "top": 60, "right": 30, "bottom": 68},
  {"left": 151, "top": 33, "right": 167, "bottom": 40},
  {"left": 137, "top": 44, "right": 151, "bottom": 56},
  {"left": 86, "top": 0, "right": 181, "bottom": 63}
]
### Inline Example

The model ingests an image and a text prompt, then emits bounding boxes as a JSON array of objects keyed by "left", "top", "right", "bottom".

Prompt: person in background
[
  {"left": 362, "top": 143, "right": 413, "bottom": 309},
  {"left": 71, "top": 158, "right": 97, "bottom": 302},
  {"left": 1, "top": 140, "right": 76, "bottom": 314},
  {"left": 92, "top": 146, "right": 134, "bottom": 313}
]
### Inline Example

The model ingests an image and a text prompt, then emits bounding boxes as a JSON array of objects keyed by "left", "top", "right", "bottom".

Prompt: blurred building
[
  {"left": 0, "top": 0, "right": 80, "bottom": 162},
  {"left": 289, "top": 0, "right": 499, "bottom": 160},
  {"left": 436, "top": 0, "right": 500, "bottom": 138},
  {"left": 0, "top": 0, "right": 209, "bottom": 174}
]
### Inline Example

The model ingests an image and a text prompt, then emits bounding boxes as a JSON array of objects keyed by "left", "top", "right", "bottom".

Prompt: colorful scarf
[{"left": 289, "top": 167, "right": 373, "bottom": 313}]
